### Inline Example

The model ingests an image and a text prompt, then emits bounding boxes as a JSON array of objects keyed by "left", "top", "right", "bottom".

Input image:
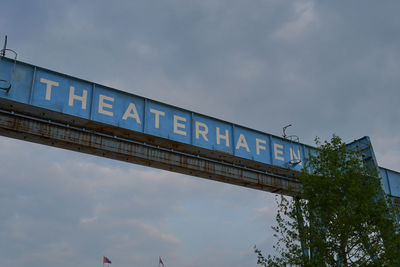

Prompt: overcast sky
[{"left": 1, "top": 1, "right": 400, "bottom": 266}]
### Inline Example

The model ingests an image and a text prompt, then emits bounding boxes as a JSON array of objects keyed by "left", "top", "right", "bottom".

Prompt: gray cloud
[
  {"left": 1, "top": 0, "right": 400, "bottom": 266},
  {"left": 0, "top": 138, "right": 275, "bottom": 266}
]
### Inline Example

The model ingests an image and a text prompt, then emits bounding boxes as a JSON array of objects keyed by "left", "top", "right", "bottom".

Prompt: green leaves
[{"left": 256, "top": 135, "right": 400, "bottom": 266}]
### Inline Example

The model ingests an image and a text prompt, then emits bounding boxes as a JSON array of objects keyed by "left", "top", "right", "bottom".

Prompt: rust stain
[{"left": 0, "top": 112, "right": 300, "bottom": 195}]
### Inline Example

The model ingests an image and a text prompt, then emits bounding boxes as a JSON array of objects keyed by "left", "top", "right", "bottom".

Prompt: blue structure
[{"left": 0, "top": 56, "right": 399, "bottom": 199}]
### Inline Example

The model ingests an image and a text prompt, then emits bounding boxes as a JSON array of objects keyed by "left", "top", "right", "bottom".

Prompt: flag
[
  {"left": 103, "top": 256, "right": 112, "bottom": 264},
  {"left": 159, "top": 256, "right": 164, "bottom": 267}
]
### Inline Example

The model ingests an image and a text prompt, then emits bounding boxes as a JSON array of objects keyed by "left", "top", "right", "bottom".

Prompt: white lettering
[
  {"left": 39, "top": 78, "right": 59, "bottom": 100},
  {"left": 68, "top": 86, "right": 87, "bottom": 109},
  {"left": 99, "top": 94, "right": 114, "bottom": 116},
  {"left": 122, "top": 103, "right": 141, "bottom": 124},
  {"left": 235, "top": 134, "right": 250, "bottom": 152},
  {"left": 290, "top": 147, "right": 302, "bottom": 165},
  {"left": 216, "top": 127, "right": 230, "bottom": 147},
  {"left": 256, "top": 138, "right": 267, "bottom": 155},
  {"left": 195, "top": 121, "right": 208, "bottom": 141},
  {"left": 150, "top": 108, "right": 165, "bottom": 128},
  {"left": 173, "top": 115, "right": 187, "bottom": 136},
  {"left": 274, "top": 143, "right": 284, "bottom": 161}
]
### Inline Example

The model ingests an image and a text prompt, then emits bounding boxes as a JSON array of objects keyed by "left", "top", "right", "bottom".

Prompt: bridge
[{"left": 0, "top": 55, "right": 399, "bottom": 202}]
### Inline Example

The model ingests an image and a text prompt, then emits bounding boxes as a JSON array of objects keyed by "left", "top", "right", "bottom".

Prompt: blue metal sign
[
  {"left": 0, "top": 57, "right": 399, "bottom": 197},
  {"left": 0, "top": 57, "right": 312, "bottom": 171}
]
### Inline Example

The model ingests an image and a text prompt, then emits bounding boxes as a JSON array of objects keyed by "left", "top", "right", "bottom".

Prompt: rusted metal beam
[{"left": 0, "top": 110, "right": 301, "bottom": 195}]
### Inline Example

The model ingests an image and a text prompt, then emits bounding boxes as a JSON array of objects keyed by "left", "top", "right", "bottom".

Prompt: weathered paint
[
  {"left": 0, "top": 57, "right": 312, "bottom": 171},
  {"left": 0, "top": 110, "right": 301, "bottom": 195},
  {"left": 0, "top": 57, "right": 400, "bottom": 198}
]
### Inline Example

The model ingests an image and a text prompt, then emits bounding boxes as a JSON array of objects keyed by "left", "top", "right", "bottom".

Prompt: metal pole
[
  {"left": 1, "top": 35, "right": 6, "bottom": 57},
  {"left": 294, "top": 197, "right": 310, "bottom": 260}
]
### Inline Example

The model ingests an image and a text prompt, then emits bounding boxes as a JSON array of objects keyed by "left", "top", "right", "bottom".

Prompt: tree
[{"left": 255, "top": 135, "right": 400, "bottom": 266}]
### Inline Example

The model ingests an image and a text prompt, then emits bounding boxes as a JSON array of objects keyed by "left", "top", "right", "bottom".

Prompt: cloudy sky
[{"left": 1, "top": 1, "right": 400, "bottom": 266}]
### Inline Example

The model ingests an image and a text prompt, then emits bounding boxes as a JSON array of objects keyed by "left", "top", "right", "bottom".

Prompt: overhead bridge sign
[
  {"left": 1, "top": 56, "right": 400, "bottom": 198},
  {"left": 0, "top": 57, "right": 311, "bottom": 171}
]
